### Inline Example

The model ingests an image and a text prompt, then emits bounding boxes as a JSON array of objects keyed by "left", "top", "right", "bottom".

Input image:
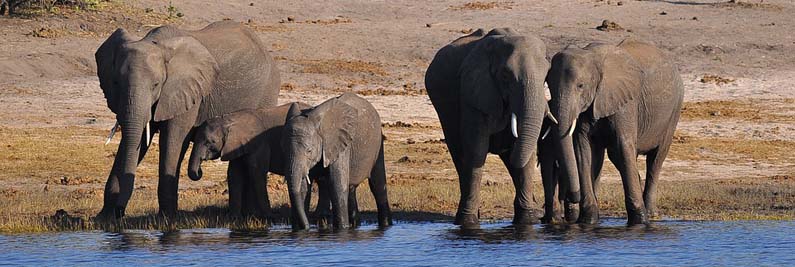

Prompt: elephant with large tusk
[
  {"left": 95, "top": 21, "right": 280, "bottom": 219},
  {"left": 425, "top": 28, "right": 567, "bottom": 227}
]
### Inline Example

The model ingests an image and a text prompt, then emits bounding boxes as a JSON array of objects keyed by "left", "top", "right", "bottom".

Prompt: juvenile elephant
[
  {"left": 425, "top": 28, "right": 567, "bottom": 227},
  {"left": 186, "top": 102, "right": 311, "bottom": 218},
  {"left": 546, "top": 39, "right": 684, "bottom": 225},
  {"left": 95, "top": 21, "right": 280, "bottom": 218},
  {"left": 282, "top": 93, "right": 392, "bottom": 230}
]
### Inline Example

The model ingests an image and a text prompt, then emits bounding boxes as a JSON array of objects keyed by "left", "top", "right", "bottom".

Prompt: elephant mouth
[{"left": 104, "top": 121, "right": 153, "bottom": 147}]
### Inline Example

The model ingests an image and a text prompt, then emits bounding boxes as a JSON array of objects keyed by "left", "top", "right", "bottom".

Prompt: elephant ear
[
  {"left": 219, "top": 118, "right": 250, "bottom": 161},
  {"left": 319, "top": 100, "right": 356, "bottom": 168},
  {"left": 154, "top": 36, "right": 219, "bottom": 121},
  {"left": 285, "top": 102, "right": 303, "bottom": 122},
  {"left": 95, "top": 28, "right": 134, "bottom": 114},
  {"left": 592, "top": 46, "right": 643, "bottom": 119},
  {"left": 459, "top": 37, "right": 503, "bottom": 116}
]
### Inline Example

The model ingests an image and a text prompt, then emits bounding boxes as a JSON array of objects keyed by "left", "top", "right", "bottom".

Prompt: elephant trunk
[
  {"left": 286, "top": 158, "right": 310, "bottom": 230},
  {"left": 187, "top": 144, "right": 204, "bottom": 181},
  {"left": 508, "top": 78, "right": 545, "bottom": 168},
  {"left": 102, "top": 90, "right": 152, "bottom": 218},
  {"left": 554, "top": 113, "right": 582, "bottom": 204}
]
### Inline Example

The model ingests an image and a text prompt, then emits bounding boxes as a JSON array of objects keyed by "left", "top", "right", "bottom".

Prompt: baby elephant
[
  {"left": 282, "top": 93, "right": 392, "bottom": 230},
  {"left": 187, "top": 102, "right": 311, "bottom": 218}
]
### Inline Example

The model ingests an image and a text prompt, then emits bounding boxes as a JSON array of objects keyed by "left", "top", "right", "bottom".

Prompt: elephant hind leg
[
  {"left": 644, "top": 143, "right": 670, "bottom": 219},
  {"left": 606, "top": 142, "right": 648, "bottom": 225},
  {"left": 498, "top": 151, "right": 538, "bottom": 225},
  {"left": 368, "top": 142, "right": 392, "bottom": 227},
  {"left": 348, "top": 186, "right": 359, "bottom": 228}
]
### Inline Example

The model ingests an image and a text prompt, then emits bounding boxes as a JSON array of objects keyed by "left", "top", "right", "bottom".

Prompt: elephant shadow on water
[{"left": 447, "top": 221, "right": 675, "bottom": 243}]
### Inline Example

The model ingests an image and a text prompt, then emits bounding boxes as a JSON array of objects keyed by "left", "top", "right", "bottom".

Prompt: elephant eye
[
  {"left": 577, "top": 83, "right": 584, "bottom": 89},
  {"left": 153, "top": 82, "right": 159, "bottom": 88}
]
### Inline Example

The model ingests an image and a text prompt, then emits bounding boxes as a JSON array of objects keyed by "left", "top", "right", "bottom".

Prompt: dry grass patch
[
  {"left": 680, "top": 99, "right": 795, "bottom": 122},
  {"left": 450, "top": 1, "right": 514, "bottom": 10},
  {"left": 716, "top": 0, "right": 784, "bottom": 11},
  {"left": 295, "top": 59, "right": 388, "bottom": 76},
  {"left": 670, "top": 132, "right": 795, "bottom": 163},
  {"left": 700, "top": 74, "right": 735, "bottom": 85}
]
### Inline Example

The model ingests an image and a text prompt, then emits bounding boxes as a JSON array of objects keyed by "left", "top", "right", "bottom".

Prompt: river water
[{"left": 1, "top": 219, "right": 793, "bottom": 266}]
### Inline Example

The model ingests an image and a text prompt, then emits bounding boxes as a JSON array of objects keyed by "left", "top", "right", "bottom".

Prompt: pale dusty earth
[{"left": 1, "top": 0, "right": 795, "bottom": 189}]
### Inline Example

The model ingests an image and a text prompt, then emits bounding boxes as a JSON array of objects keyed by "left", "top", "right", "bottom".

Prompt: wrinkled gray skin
[
  {"left": 187, "top": 103, "right": 312, "bottom": 218},
  {"left": 425, "top": 28, "right": 569, "bottom": 227},
  {"left": 282, "top": 93, "right": 392, "bottom": 230},
  {"left": 538, "top": 115, "right": 580, "bottom": 224},
  {"left": 95, "top": 21, "right": 280, "bottom": 219},
  {"left": 546, "top": 39, "right": 684, "bottom": 225}
]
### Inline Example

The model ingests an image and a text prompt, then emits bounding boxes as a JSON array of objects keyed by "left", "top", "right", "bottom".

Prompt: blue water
[{"left": 1, "top": 219, "right": 793, "bottom": 266}]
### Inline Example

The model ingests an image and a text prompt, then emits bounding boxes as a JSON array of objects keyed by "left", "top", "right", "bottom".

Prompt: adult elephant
[
  {"left": 425, "top": 28, "right": 573, "bottom": 227},
  {"left": 95, "top": 21, "right": 280, "bottom": 219},
  {"left": 546, "top": 39, "right": 683, "bottom": 225}
]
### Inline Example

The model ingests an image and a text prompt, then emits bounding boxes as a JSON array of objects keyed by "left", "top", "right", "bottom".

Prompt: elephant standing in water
[
  {"left": 282, "top": 93, "right": 392, "bottom": 230},
  {"left": 95, "top": 21, "right": 280, "bottom": 219},
  {"left": 425, "top": 28, "right": 572, "bottom": 227},
  {"left": 187, "top": 103, "right": 312, "bottom": 218},
  {"left": 546, "top": 39, "right": 684, "bottom": 225}
]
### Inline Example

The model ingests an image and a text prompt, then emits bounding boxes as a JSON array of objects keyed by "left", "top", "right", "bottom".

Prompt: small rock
[
  {"left": 425, "top": 23, "right": 432, "bottom": 28},
  {"left": 397, "top": 156, "right": 410, "bottom": 163},
  {"left": 692, "top": 16, "right": 698, "bottom": 20},
  {"left": 659, "top": 11, "right": 667, "bottom": 15},
  {"left": 596, "top": 20, "right": 624, "bottom": 32},
  {"left": 249, "top": 2, "right": 254, "bottom": 6},
  {"left": 710, "top": 111, "right": 722, "bottom": 117},
  {"left": 617, "top": 1, "right": 624, "bottom": 6},
  {"left": 406, "top": 138, "right": 416, "bottom": 144},
  {"left": 287, "top": 16, "right": 295, "bottom": 22}
]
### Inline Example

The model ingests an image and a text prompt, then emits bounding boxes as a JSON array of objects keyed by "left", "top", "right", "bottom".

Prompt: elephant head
[
  {"left": 281, "top": 101, "right": 355, "bottom": 230},
  {"left": 96, "top": 28, "right": 218, "bottom": 213},
  {"left": 460, "top": 32, "right": 553, "bottom": 170},
  {"left": 546, "top": 43, "right": 643, "bottom": 203},
  {"left": 187, "top": 115, "right": 253, "bottom": 181}
]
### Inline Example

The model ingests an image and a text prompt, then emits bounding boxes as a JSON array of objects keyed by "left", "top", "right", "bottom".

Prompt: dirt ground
[{"left": 1, "top": 0, "right": 794, "bottom": 231}]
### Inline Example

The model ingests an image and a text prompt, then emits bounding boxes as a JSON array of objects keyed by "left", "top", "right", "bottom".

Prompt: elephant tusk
[
  {"left": 105, "top": 121, "right": 120, "bottom": 145},
  {"left": 511, "top": 113, "right": 518, "bottom": 138},
  {"left": 305, "top": 176, "right": 311, "bottom": 185},
  {"left": 566, "top": 119, "right": 577, "bottom": 137},
  {"left": 145, "top": 122, "right": 152, "bottom": 147},
  {"left": 546, "top": 110, "right": 559, "bottom": 124},
  {"left": 541, "top": 126, "right": 551, "bottom": 140}
]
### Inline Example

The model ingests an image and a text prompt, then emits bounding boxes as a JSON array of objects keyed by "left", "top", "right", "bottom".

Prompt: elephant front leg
[
  {"left": 540, "top": 158, "right": 563, "bottom": 224},
  {"left": 247, "top": 154, "right": 272, "bottom": 219},
  {"left": 348, "top": 186, "right": 360, "bottom": 228},
  {"left": 315, "top": 177, "right": 332, "bottom": 230},
  {"left": 329, "top": 151, "right": 351, "bottom": 229},
  {"left": 455, "top": 116, "right": 490, "bottom": 227},
  {"left": 499, "top": 151, "right": 538, "bottom": 225},
  {"left": 227, "top": 160, "right": 246, "bottom": 218},
  {"left": 157, "top": 122, "right": 194, "bottom": 217},
  {"left": 575, "top": 134, "right": 602, "bottom": 224}
]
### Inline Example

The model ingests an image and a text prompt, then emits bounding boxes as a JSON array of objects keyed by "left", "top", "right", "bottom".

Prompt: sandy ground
[{"left": 1, "top": 0, "right": 795, "bottom": 227}]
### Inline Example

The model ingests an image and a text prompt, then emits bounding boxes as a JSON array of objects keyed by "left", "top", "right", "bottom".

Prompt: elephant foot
[
  {"left": 577, "top": 207, "right": 599, "bottom": 225},
  {"left": 541, "top": 214, "right": 564, "bottom": 224},
  {"left": 564, "top": 204, "right": 579, "bottom": 224},
  {"left": 455, "top": 212, "right": 480, "bottom": 228},
  {"left": 513, "top": 209, "right": 539, "bottom": 225},
  {"left": 95, "top": 205, "right": 125, "bottom": 221},
  {"left": 626, "top": 208, "right": 649, "bottom": 225},
  {"left": 378, "top": 213, "right": 393, "bottom": 228},
  {"left": 317, "top": 216, "right": 331, "bottom": 230},
  {"left": 157, "top": 208, "right": 178, "bottom": 219}
]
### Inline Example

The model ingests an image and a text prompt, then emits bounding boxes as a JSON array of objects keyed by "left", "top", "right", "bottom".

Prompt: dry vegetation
[
  {"left": 450, "top": 1, "right": 514, "bottom": 11},
  {"left": 1, "top": 123, "right": 794, "bottom": 232},
  {"left": 294, "top": 59, "right": 389, "bottom": 76}
]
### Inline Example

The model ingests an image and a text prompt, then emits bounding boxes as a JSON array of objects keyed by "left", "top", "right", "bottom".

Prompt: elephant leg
[
  {"left": 644, "top": 143, "right": 670, "bottom": 219},
  {"left": 499, "top": 151, "right": 538, "bottom": 225},
  {"left": 348, "top": 186, "right": 359, "bottom": 228},
  {"left": 315, "top": 178, "right": 332, "bottom": 230},
  {"left": 540, "top": 158, "right": 563, "bottom": 224},
  {"left": 575, "top": 136, "right": 600, "bottom": 224},
  {"left": 157, "top": 122, "right": 193, "bottom": 217},
  {"left": 455, "top": 112, "right": 490, "bottom": 227},
  {"left": 607, "top": 139, "right": 648, "bottom": 225},
  {"left": 247, "top": 154, "right": 272, "bottom": 219},
  {"left": 329, "top": 150, "right": 351, "bottom": 229},
  {"left": 432, "top": 101, "right": 468, "bottom": 224},
  {"left": 368, "top": 142, "right": 392, "bottom": 227},
  {"left": 227, "top": 159, "right": 246, "bottom": 218},
  {"left": 591, "top": 147, "right": 606, "bottom": 197}
]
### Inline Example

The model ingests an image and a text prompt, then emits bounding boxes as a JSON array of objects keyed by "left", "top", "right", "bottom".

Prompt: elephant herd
[{"left": 94, "top": 21, "right": 683, "bottom": 230}]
